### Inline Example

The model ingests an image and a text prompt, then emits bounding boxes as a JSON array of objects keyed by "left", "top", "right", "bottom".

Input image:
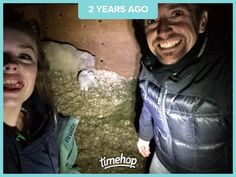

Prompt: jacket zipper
[
  {"left": 45, "top": 141, "right": 57, "bottom": 173},
  {"left": 159, "top": 82, "right": 174, "bottom": 166}
]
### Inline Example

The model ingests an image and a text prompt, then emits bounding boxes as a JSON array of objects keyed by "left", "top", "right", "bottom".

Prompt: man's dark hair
[{"left": 193, "top": 4, "right": 208, "bottom": 24}]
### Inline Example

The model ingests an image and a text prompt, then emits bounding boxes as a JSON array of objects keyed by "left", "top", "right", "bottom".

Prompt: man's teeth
[{"left": 160, "top": 40, "right": 180, "bottom": 49}]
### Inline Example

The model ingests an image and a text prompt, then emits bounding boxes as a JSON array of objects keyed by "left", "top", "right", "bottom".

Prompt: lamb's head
[
  {"left": 79, "top": 52, "right": 96, "bottom": 70},
  {"left": 77, "top": 69, "right": 98, "bottom": 91}
]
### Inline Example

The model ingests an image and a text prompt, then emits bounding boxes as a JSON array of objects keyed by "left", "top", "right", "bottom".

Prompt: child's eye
[
  {"left": 18, "top": 54, "right": 32, "bottom": 60},
  {"left": 18, "top": 53, "right": 36, "bottom": 64}
]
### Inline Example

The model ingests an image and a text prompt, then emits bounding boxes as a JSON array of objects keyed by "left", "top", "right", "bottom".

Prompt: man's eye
[
  {"left": 145, "top": 19, "right": 159, "bottom": 27},
  {"left": 172, "top": 10, "right": 183, "bottom": 17},
  {"left": 147, "top": 19, "right": 158, "bottom": 24},
  {"left": 148, "top": 20, "right": 156, "bottom": 24}
]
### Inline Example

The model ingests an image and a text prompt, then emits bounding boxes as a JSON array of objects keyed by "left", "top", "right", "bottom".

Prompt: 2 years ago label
[{"left": 88, "top": 5, "right": 149, "bottom": 13}]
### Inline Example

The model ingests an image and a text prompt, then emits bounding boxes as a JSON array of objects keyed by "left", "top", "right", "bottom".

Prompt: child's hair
[{"left": 4, "top": 8, "right": 57, "bottom": 121}]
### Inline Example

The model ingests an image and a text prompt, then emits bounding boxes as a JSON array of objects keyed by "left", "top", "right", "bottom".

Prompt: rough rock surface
[{"left": 47, "top": 70, "right": 146, "bottom": 173}]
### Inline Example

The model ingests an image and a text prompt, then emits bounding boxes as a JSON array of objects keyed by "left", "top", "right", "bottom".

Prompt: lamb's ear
[{"left": 198, "top": 11, "right": 208, "bottom": 33}]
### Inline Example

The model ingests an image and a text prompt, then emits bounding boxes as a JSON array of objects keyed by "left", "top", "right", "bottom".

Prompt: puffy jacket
[{"left": 138, "top": 33, "right": 232, "bottom": 173}]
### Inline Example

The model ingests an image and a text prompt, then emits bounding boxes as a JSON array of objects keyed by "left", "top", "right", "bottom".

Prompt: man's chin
[
  {"left": 154, "top": 51, "right": 185, "bottom": 65},
  {"left": 158, "top": 56, "right": 181, "bottom": 65},
  {"left": 153, "top": 46, "right": 188, "bottom": 65}
]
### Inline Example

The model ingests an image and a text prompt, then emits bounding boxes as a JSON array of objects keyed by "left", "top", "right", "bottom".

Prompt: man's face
[{"left": 145, "top": 4, "right": 208, "bottom": 65}]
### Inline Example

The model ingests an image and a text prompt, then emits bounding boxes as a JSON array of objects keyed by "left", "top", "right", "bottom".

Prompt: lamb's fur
[
  {"left": 42, "top": 41, "right": 98, "bottom": 91},
  {"left": 42, "top": 41, "right": 95, "bottom": 73},
  {"left": 77, "top": 70, "right": 98, "bottom": 91}
]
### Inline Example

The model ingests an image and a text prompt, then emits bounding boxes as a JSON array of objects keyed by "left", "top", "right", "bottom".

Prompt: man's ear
[{"left": 198, "top": 11, "right": 208, "bottom": 33}]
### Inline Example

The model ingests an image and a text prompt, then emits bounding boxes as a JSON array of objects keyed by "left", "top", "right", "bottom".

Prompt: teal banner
[{"left": 78, "top": 0, "right": 158, "bottom": 19}]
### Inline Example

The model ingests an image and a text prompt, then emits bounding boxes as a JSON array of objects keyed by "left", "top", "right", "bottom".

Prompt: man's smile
[{"left": 159, "top": 39, "right": 181, "bottom": 49}]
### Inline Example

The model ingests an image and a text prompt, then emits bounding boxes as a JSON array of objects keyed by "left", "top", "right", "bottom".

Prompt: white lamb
[
  {"left": 77, "top": 70, "right": 98, "bottom": 91},
  {"left": 42, "top": 41, "right": 98, "bottom": 91}
]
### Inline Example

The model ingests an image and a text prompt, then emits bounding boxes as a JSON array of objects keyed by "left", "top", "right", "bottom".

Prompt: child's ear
[{"left": 198, "top": 11, "right": 208, "bottom": 33}]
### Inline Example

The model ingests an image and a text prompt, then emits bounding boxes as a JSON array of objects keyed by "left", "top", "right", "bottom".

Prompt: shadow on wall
[
  {"left": 131, "top": 20, "right": 155, "bottom": 173},
  {"left": 131, "top": 19, "right": 151, "bottom": 133},
  {"left": 206, "top": 4, "right": 232, "bottom": 35}
]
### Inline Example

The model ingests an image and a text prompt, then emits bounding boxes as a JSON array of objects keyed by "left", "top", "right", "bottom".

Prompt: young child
[{"left": 4, "top": 11, "right": 79, "bottom": 173}]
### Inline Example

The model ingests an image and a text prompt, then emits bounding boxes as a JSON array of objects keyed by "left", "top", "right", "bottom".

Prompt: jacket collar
[{"left": 140, "top": 32, "right": 208, "bottom": 84}]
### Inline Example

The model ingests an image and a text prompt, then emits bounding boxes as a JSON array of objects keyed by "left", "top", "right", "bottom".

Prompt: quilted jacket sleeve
[{"left": 138, "top": 91, "right": 154, "bottom": 141}]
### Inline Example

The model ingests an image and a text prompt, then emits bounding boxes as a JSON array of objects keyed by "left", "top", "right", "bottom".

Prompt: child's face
[{"left": 4, "top": 27, "right": 38, "bottom": 109}]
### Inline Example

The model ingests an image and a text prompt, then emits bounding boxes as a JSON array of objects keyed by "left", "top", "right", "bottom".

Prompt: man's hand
[{"left": 137, "top": 138, "right": 150, "bottom": 157}]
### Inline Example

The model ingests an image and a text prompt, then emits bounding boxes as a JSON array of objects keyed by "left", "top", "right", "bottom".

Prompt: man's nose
[{"left": 157, "top": 19, "right": 172, "bottom": 39}]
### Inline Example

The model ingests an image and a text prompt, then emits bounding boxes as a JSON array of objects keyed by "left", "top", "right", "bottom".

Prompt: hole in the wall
[
  {"left": 100, "top": 60, "right": 104, "bottom": 63},
  {"left": 101, "top": 42, "right": 104, "bottom": 46},
  {"left": 98, "top": 20, "right": 102, "bottom": 23},
  {"left": 59, "top": 14, "right": 63, "bottom": 17},
  {"left": 82, "top": 24, "right": 86, "bottom": 28}
]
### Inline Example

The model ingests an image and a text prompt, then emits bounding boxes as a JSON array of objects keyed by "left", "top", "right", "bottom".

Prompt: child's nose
[{"left": 4, "top": 62, "right": 19, "bottom": 73}]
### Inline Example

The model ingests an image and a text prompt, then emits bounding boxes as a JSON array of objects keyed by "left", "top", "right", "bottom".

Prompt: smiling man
[
  {"left": 145, "top": 4, "right": 207, "bottom": 65},
  {"left": 137, "top": 4, "right": 232, "bottom": 173}
]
